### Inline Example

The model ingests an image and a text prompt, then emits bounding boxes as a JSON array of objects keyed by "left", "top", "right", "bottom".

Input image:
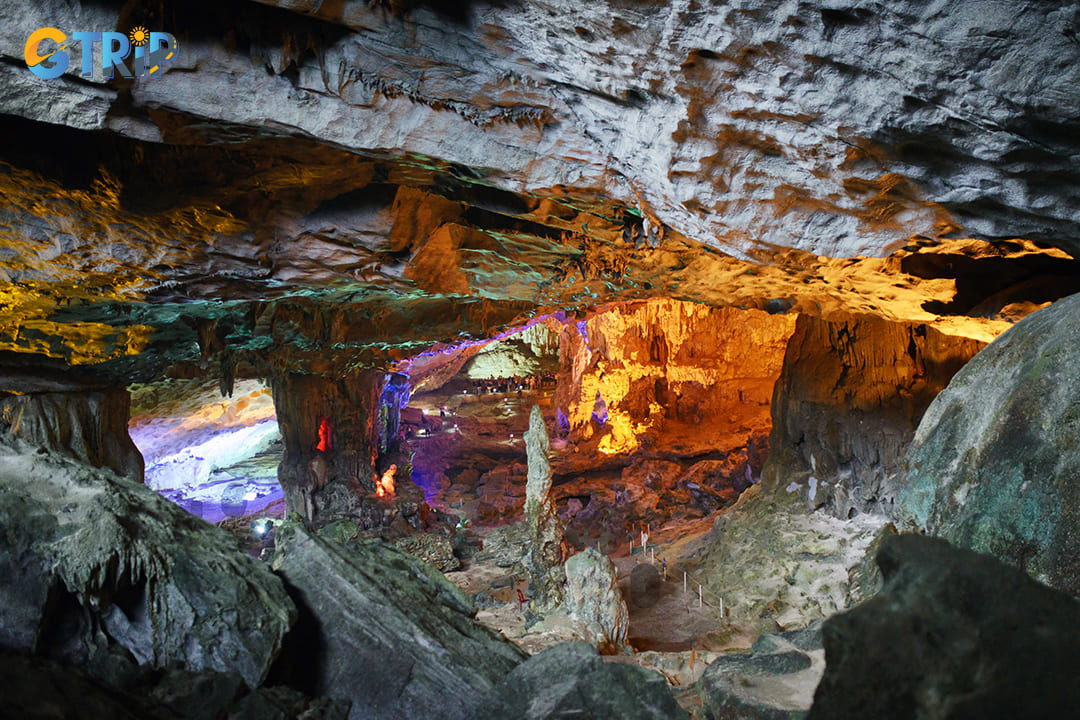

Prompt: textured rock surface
[
  {"left": 896, "top": 292, "right": 1080, "bottom": 596},
  {"left": 810, "top": 534, "right": 1080, "bottom": 719},
  {"left": 0, "top": 436, "right": 294, "bottom": 688},
  {"left": 271, "top": 520, "right": 525, "bottom": 720},
  {"left": 470, "top": 642, "right": 688, "bottom": 720},
  {"left": 0, "top": 0, "right": 1071, "bottom": 389},
  {"left": 697, "top": 625, "right": 823, "bottom": 720},
  {"left": 393, "top": 532, "right": 461, "bottom": 573},
  {"left": 763, "top": 313, "right": 983, "bottom": 519},
  {"left": 690, "top": 486, "right": 886, "bottom": 632},
  {"left": 0, "top": 386, "right": 143, "bottom": 480},
  {"left": 3, "top": 0, "right": 1079, "bottom": 258},
  {"left": 563, "top": 547, "right": 630, "bottom": 654}
]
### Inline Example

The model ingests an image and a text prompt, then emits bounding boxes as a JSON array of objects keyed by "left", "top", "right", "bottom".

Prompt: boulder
[
  {"left": 0, "top": 436, "right": 294, "bottom": 688},
  {"left": 470, "top": 642, "right": 689, "bottom": 720},
  {"left": 809, "top": 534, "right": 1080, "bottom": 719},
  {"left": 271, "top": 520, "right": 526, "bottom": 720},
  {"left": 393, "top": 533, "right": 461, "bottom": 573},
  {"left": 563, "top": 547, "right": 630, "bottom": 654},
  {"left": 697, "top": 624, "right": 824, "bottom": 720},
  {"left": 896, "top": 293, "right": 1080, "bottom": 595}
]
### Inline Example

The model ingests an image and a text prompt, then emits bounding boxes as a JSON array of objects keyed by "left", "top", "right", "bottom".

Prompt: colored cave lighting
[
  {"left": 376, "top": 463, "right": 397, "bottom": 498},
  {"left": 316, "top": 416, "right": 333, "bottom": 452}
]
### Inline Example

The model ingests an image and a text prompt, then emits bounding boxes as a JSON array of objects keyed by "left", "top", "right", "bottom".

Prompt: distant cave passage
[{"left": 127, "top": 378, "right": 284, "bottom": 523}]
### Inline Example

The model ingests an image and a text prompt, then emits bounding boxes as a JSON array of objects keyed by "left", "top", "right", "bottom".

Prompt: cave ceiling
[{"left": 1, "top": 0, "right": 1079, "bottom": 385}]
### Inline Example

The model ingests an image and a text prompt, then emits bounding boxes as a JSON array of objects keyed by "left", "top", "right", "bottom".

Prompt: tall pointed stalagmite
[{"left": 523, "top": 404, "right": 565, "bottom": 609}]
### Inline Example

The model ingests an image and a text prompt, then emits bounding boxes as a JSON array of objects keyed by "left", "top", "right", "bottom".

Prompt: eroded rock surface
[
  {"left": 697, "top": 624, "right": 823, "bottom": 720},
  {"left": 271, "top": 520, "right": 526, "bottom": 720},
  {"left": 896, "top": 292, "right": 1080, "bottom": 596},
  {"left": 0, "top": 436, "right": 294, "bottom": 688},
  {"left": 810, "top": 534, "right": 1080, "bottom": 719}
]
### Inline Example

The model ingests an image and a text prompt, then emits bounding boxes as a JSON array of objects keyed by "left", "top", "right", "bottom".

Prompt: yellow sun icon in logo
[{"left": 129, "top": 26, "right": 149, "bottom": 47}]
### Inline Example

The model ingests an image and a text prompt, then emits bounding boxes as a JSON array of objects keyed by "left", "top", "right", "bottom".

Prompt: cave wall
[
  {"left": 554, "top": 300, "right": 796, "bottom": 460},
  {"left": 0, "top": 387, "right": 143, "bottom": 480},
  {"left": 763, "top": 313, "right": 984, "bottom": 518}
]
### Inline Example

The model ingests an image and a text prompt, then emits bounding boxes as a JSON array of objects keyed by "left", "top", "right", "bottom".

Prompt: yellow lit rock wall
[{"left": 554, "top": 299, "right": 797, "bottom": 457}]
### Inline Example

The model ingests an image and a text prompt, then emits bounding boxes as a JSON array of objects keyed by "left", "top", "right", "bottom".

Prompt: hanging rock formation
[
  {"left": 810, "top": 534, "right": 1080, "bottom": 719},
  {"left": 0, "top": 435, "right": 294, "bottom": 688},
  {"left": 554, "top": 299, "right": 796, "bottom": 461},
  {"left": 896, "top": 293, "right": 1080, "bottom": 596},
  {"left": 763, "top": 313, "right": 984, "bottom": 519}
]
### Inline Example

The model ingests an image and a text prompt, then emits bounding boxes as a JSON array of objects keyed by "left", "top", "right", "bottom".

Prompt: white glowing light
[{"left": 244, "top": 490, "right": 258, "bottom": 502}]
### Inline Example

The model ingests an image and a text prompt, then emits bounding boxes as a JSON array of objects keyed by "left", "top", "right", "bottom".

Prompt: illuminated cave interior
[{"left": 4, "top": 0, "right": 1080, "bottom": 717}]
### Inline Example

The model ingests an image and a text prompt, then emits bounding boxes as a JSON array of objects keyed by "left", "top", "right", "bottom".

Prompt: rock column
[{"left": 523, "top": 404, "right": 565, "bottom": 609}]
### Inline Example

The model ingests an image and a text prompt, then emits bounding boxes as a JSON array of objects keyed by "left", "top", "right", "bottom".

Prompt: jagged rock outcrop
[
  {"left": 809, "top": 534, "right": 1080, "bottom": 719},
  {"left": 470, "top": 642, "right": 689, "bottom": 720},
  {"left": 763, "top": 313, "right": 983, "bottom": 519},
  {"left": 0, "top": 386, "right": 143, "bottom": 480},
  {"left": 523, "top": 403, "right": 566, "bottom": 609},
  {"left": 896, "top": 293, "right": 1080, "bottom": 596},
  {"left": 563, "top": 547, "right": 630, "bottom": 655},
  {"left": 0, "top": 435, "right": 294, "bottom": 688},
  {"left": 271, "top": 520, "right": 526, "bottom": 720}
]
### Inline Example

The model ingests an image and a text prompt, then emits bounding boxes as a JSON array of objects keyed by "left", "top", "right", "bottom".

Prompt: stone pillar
[
  {"left": 0, "top": 386, "right": 143, "bottom": 480},
  {"left": 524, "top": 404, "right": 565, "bottom": 609},
  {"left": 272, "top": 371, "right": 384, "bottom": 527}
]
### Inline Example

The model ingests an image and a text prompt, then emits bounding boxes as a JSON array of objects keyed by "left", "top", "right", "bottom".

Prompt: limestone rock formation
[
  {"left": 271, "top": 520, "right": 526, "bottom": 720},
  {"left": 809, "top": 534, "right": 1080, "bottom": 719},
  {"left": 563, "top": 547, "right": 630, "bottom": 655},
  {"left": 763, "top": 313, "right": 983, "bottom": 519},
  {"left": 555, "top": 300, "right": 795, "bottom": 460},
  {"left": 896, "top": 292, "right": 1080, "bottom": 596},
  {"left": 0, "top": 436, "right": 294, "bottom": 688},
  {"left": 523, "top": 403, "right": 566, "bottom": 609},
  {"left": 0, "top": 386, "right": 143, "bottom": 480},
  {"left": 690, "top": 486, "right": 886, "bottom": 632},
  {"left": 393, "top": 533, "right": 461, "bottom": 573},
  {"left": 697, "top": 625, "right": 823, "bottom": 720},
  {"left": 470, "top": 642, "right": 689, "bottom": 720}
]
